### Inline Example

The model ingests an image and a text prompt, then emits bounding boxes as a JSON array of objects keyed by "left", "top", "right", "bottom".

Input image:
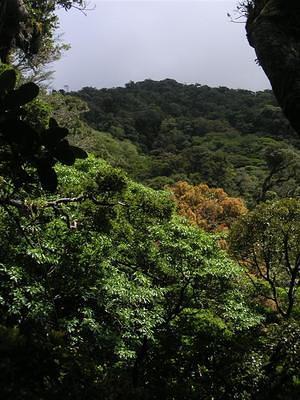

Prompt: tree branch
[{"left": 0, "top": 194, "right": 127, "bottom": 211}]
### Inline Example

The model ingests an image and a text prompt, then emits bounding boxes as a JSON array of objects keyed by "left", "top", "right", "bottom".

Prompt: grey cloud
[{"left": 52, "top": 1, "right": 270, "bottom": 91}]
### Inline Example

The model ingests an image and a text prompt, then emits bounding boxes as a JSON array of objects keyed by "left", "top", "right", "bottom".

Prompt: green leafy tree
[
  {"left": 0, "top": 156, "right": 261, "bottom": 399},
  {"left": 229, "top": 198, "right": 300, "bottom": 318},
  {"left": 258, "top": 146, "right": 300, "bottom": 202}
]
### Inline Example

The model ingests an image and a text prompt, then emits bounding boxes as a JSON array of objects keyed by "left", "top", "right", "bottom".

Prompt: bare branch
[{"left": 0, "top": 194, "right": 127, "bottom": 211}]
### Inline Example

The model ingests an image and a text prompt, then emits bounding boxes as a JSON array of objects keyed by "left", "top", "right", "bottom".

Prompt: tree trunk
[{"left": 246, "top": 0, "right": 300, "bottom": 135}]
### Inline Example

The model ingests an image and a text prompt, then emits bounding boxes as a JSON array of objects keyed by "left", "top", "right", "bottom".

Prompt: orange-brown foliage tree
[{"left": 169, "top": 181, "right": 247, "bottom": 232}]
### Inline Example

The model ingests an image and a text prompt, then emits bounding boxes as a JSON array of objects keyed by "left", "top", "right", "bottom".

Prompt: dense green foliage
[
  {"left": 0, "top": 156, "right": 263, "bottom": 399},
  {"left": 68, "top": 79, "right": 300, "bottom": 206},
  {"left": 0, "top": 154, "right": 299, "bottom": 399}
]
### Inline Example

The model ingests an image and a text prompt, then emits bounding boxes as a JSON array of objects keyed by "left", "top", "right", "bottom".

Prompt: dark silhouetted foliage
[{"left": 0, "top": 69, "right": 87, "bottom": 192}]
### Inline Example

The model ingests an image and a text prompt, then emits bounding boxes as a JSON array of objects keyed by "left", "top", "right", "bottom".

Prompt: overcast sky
[{"left": 52, "top": 0, "right": 271, "bottom": 91}]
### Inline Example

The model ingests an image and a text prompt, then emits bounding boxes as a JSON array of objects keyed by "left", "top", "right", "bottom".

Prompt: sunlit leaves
[{"left": 0, "top": 157, "right": 261, "bottom": 397}]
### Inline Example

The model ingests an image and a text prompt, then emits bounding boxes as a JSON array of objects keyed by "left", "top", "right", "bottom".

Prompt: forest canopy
[{"left": 69, "top": 79, "right": 300, "bottom": 206}]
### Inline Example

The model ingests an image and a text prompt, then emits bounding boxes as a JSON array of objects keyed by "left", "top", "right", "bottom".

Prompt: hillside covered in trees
[{"left": 68, "top": 79, "right": 300, "bottom": 206}]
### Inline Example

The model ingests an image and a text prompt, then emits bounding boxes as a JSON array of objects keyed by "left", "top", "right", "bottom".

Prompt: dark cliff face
[{"left": 245, "top": 0, "right": 300, "bottom": 135}]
